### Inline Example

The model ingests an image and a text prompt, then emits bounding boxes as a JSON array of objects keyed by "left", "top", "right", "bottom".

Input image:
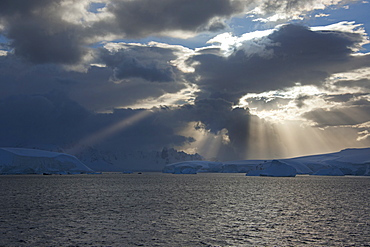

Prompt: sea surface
[{"left": 0, "top": 173, "right": 369, "bottom": 246}]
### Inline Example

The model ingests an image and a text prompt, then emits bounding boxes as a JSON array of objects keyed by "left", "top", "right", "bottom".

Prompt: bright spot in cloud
[
  {"left": 207, "top": 29, "right": 275, "bottom": 56},
  {"left": 238, "top": 85, "right": 330, "bottom": 122}
]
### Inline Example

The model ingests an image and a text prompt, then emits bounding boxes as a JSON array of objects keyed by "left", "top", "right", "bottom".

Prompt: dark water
[{"left": 0, "top": 173, "right": 369, "bottom": 246}]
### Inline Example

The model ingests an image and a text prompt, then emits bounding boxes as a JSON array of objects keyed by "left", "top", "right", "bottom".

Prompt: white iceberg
[
  {"left": 246, "top": 160, "right": 297, "bottom": 177},
  {"left": 0, "top": 148, "right": 95, "bottom": 175},
  {"left": 312, "top": 167, "right": 345, "bottom": 176}
]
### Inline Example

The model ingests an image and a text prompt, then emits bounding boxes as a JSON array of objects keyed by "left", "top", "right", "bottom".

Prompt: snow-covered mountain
[
  {"left": 163, "top": 148, "right": 370, "bottom": 176},
  {"left": 0, "top": 148, "right": 95, "bottom": 175}
]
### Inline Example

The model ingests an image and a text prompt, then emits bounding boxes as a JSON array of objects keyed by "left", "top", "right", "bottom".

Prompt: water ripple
[{"left": 0, "top": 174, "right": 369, "bottom": 246}]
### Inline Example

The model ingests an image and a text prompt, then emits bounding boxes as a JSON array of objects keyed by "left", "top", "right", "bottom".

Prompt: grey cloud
[
  {"left": 0, "top": 0, "right": 54, "bottom": 16},
  {"left": 171, "top": 98, "right": 253, "bottom": 159},
  {"left": 188, "top": 24, "right": 369, "bottom": 103},
  {"left": 8, "top": 18, "right": 86, "bottom": 64},
  {"left": 0, "top": 0, "right": 244, "bottom": 64},
  {"left": 303, "top": 105, "right": 370, "bottom": 127},
  {"left": 99, "top": 44, "right": 179, "bottom": 82},
  {"left": 0, "top": 0, "right": 87, "bottom": 64},
  {"left": 0, "top": 54, "right": 186, "bottom": 112},
  {"left": 0, "top": 92, "right": 193, "bottom": 154},
  {"left": 0, "top": 92, "right": 260, "bottom": 161},
  {"left": 335, "top": 79, "right": 370, "bottom": 89},
  {"left": 294, "top": 95, "right": 311, "bottom": 108},
  {"left": 106, "top": 0, "right": 243, "bottom": 38},
  {"left": 172, "top": 98, "right": 290, "bottom": 160},
  {"left": 324, "top": 93, "right": 366, "bottom": 103},
  {"left": 0, "top": 0, "right": 241, "bottom": 64},
  {"left": 1, "top": 0, "right": 360, "bottom": 66}
]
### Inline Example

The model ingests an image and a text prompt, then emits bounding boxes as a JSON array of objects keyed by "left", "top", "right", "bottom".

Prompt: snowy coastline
[
  {"left": 163, "top": 148, "right": 370, "bottom": 176},
  {"left": 0, "top": 148, "right": 95, "bottom": 175},
  {"left": 1, "top": 147, "right": 369, "bottom": 176}
]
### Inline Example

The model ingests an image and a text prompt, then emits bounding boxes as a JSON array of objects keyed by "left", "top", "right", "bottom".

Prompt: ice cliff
[
  {"left": 0, "top": 148, "right": 95, "bottom": 175},
  {"left": 163, "top": 148, "right": 370, "bottom": 176},
  {"left": 76, "top": 147, "right": 203, "bottom": 172},
  {"left": 312, "top": 168, "right": 345, "bottom": 176},
  {"left": 246, "top": 160, "right": 297, "bottom": 177}
]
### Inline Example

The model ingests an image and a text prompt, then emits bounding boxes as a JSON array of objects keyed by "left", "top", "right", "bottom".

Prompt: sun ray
[{"left": 66, "top": 110, "right": 153, "bottom": 155}]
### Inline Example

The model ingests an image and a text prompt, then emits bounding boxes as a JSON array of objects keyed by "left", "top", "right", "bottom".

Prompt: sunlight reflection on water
[{"left": 0, "top": 173, "right": 369, "bottom": 246}]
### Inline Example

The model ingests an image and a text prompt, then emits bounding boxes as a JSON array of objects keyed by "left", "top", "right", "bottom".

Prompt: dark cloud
[
  {"left": 170, "top": 98, "right": 254, "bottom": 159},
  {"left": 0, "top": 0, "right": 245, "bottom": 64},
  {"left": 0, "top": 91, "right": 259, "bottom": 161},
  {"left": 294, "top": 95, "right": 311, "bottom": 108},
  {"left": 188, "top": 24, "right": 369, "bottom": 103},
  {"left": 8, "top": 17, "right": 86, "bottom": 64},
  {"left": 1, "top": 0, "right": 362, "bottom": 66},
  {"left": 0, "top": 0, "right": 54, "bottom": 16},
  {"left": 335, "top": 79, "right": 370, "bottom": 89},
  {"left": 0, "top": 92, "right": 193, "bottom": 153},
  {"left": 98, "top": 44, "right": 180, "bottom": 82},
  {"left": 324, "top": 93, "right": 367, "bottom": 103},
  {"left": 0, "top": 0, "right": 87, "bottom": 64},
  {"left": 0, "top": 54, "right": 186, "bottom": 112},
  {"left": 106, "top": 0, "right": 242, "bottom": 38},
  {"left": 303, "top": 105, "right": 370, "bottom": 127}
]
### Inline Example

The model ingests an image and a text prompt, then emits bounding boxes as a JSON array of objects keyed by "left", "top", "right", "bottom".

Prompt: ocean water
[{"left": 0, "top": 173, "right": 369, "bottom": 246}]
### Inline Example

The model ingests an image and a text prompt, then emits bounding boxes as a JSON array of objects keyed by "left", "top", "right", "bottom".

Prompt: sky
[{"left": 0, "top": 0, "right": 370, "bottom": 161}]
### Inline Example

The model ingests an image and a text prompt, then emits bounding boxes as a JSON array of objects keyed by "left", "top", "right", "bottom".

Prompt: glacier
[
  {"left": 76, "top": 147, "right": 203, "bottom": 172},
  {"left": 163, "top": 148, "right": 370, "bottom": 176},
  {"left": 312, "top": 168, "right": 345, "bottom": 176},
  {"left": 246, "top": 160, "right": 297, "bottom": 177},
  {"left": 0, "top": 148, "right": 95, "bottom": 175}
]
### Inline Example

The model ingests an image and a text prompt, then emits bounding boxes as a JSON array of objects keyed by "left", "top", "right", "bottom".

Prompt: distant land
[
  {"left": 163, "top": 148, "right": 370, "bottom": 176},
  {"left": 1, "top": 146, "right": 369, "bottom": 176}
]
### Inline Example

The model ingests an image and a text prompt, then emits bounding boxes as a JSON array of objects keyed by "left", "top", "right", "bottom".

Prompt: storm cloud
[
  {"left": 0, "top": 0, "right": 357, "bottom": 64},
  {"left": 188, "top": 23, "right": 370, "bottom": 103},
  {"left": 0, "top": 92, "right": 258, "bottom": 160},
  {"left": 105, "top": 0, "right": 243, "bottom": 37},
  {"left": 0, "top": 0, "right": 87, "bottom": 64}
]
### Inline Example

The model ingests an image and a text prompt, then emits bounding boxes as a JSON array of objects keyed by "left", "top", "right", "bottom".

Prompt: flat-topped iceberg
[
  {"left": 312, "top": 168, "right": 345, "bottom": 176},
  {"left": 0, "top": 148, "right": 95, "bottom": 175},
  {"left": 246, "top": 160, "right": 297, "bottom": 177}
]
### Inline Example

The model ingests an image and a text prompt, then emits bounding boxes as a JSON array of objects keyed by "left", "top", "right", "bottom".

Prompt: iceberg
[
  {"left": 162, "top": 160, "right": 223, "bottom": 174},
  {"left": 173, "top": 165, "right": 198, "bottom": 174},
  {"left": 0, "top": 148, "right": 95, "bottom": 175},
  {"left": 312, "top": 168, "right": 345, "bottom": 176},
  {"left": 162, "top": 148, "right": 370, "bottom": 176},
  {"left": 246, "top": 160, "right": 297, "bottom": 177}
]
